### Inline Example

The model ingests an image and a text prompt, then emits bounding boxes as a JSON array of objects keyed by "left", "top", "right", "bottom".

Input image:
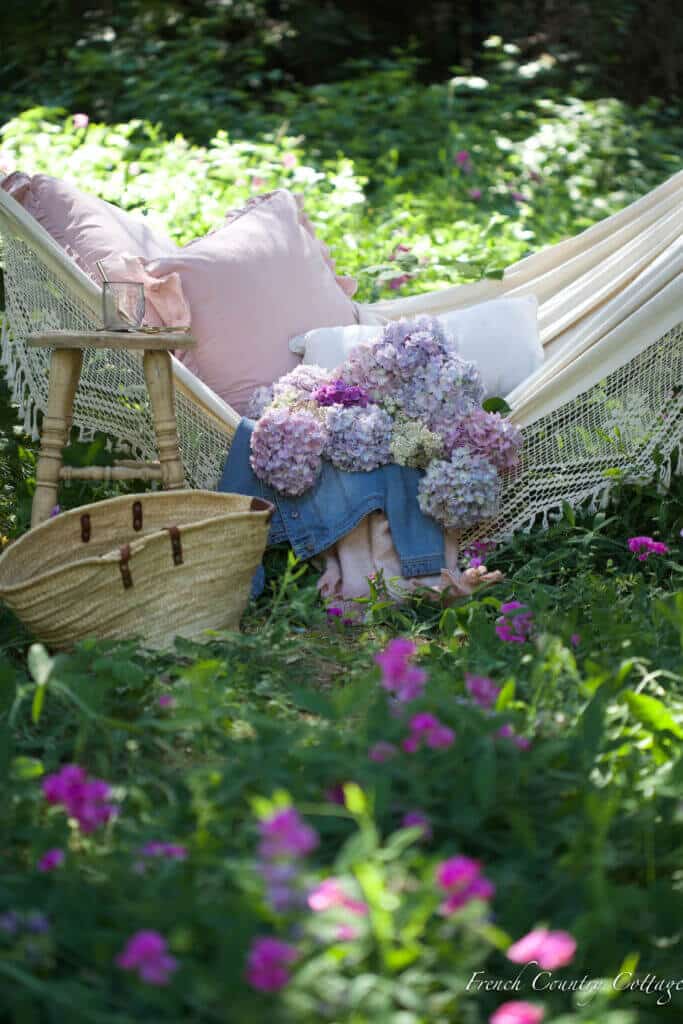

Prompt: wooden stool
[{"left": 27, "top": 330, "right": 197, "bottom": 527}]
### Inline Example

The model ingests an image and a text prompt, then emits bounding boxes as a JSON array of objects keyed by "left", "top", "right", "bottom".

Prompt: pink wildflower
[
  {"left": 496, "top": 724, "right": 532, "bottom": 750},
  {"left": 251, "top": 175, "right": 265, "bottom": 189},
  {"left": 510, "top": 191, "right": 527, "bottom": 203},
  {"left": 389, "top": 273, "right": 411, "bottom": 290},
  {"left": 0, "top": 151, "right": 15, "bottom": 175},
  {"left": 258, "top": 807, "right": 319, "bottom": 860},
  {"left": 368, "top": 740, "right": 399, "bottom": 762},
  {"left": 507, "top": 928, "right": 576, "bottom": 969},
  {"left": 490, "top": 1002, "right": 545, "bottom": 1024},
  {"left": 465, "top": 674, "right": 501, "bottom": 709},
  {"left": 307, "top": 878, "right": 368, "bottom": 915},
  {"left": 72, "top": 113, "right": 89, "bottom": 129},
  {"left": 42, "top": 764, "right": 117, "bottom": 833},
  {"left": 401, "top": 809, "right": 432, "bottom": 840},
  {"left": 570, "top": 633, "right": 581, "bottom": 647},
  {"left": 389, "top": 243, "right": 412, "bottom": 260},
  {"left": 37, "top": 848, "right": 64, "bottom": 872},
  {"left": 157, "top": 694, "right": 176, "bottom": 709},
  {"left": 246, "top": 936, "right": 298, "bottom": 992},
  {"left": 116, "top": 930, "right": 178, "bottom": 986},
  {"left": 335, "top": 924, "right": 359, "bottom": 941},
  {"left": 468, "top": 187, "right": 483, "bottom": 201},
  {"left": 403, "top": 712, "right": 455, "bottom": 752},
  {"left": 326, "top": 606, "right": 343, "bottom": 618},
  {"left": 282, "top": 153, "right": 296, "bottom": 168},
  {"left": 375, "top": 638, "right": 427, "bottom": 702},
  {"left": 628, "top": 536, "right": 669, "bottom": 561},
  {"left": 495, "top": 601, "right": 534, "bottom": 643},
  {"left": 436, "top": 854, "right": 495, "bottom": 914},
  {"left": 454, "top": 150, "right": 472, "bottom": 173},
  {"left": 139, "top": 842, "right": 188, "bottom": 861}
]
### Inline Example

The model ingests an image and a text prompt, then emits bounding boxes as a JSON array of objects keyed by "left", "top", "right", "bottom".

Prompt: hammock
[{"left": 1, "top": 171, "right": 681, "bottom": 548}]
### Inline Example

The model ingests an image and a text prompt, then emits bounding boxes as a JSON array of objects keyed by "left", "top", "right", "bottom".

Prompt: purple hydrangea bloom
[
  {"left": 272, "top": 364, "right": 329, "bottom": 401},
  {"left": 342, "top": 316, "right": 451, "bottom": 402},
  {"left": 245, "top": 385, "right": 274, "bottom": 419},
  {"left": 418, "top": 448, "right": 500, "bottom": 528},
  {"left": 313, "top": 379, "right": 369, "bottom": 407},
  {"left": 444, "top": 409, "right": 523, "bottom": 473},
  {"left": 250, "top": 408, "right": 326, "bottom": 495},
  {"left": 324, "top": 404, "right": 392, "bottom": 472}
]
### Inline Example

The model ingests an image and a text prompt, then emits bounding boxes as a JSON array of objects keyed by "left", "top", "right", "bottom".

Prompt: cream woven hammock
[{"left": 0, "top": 171, "right": 681, "bottom": 547}]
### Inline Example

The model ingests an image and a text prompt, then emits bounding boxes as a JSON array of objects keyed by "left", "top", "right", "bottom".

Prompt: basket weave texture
[{"left": 0, "top": 490, "right": 272, "bottom": 649}]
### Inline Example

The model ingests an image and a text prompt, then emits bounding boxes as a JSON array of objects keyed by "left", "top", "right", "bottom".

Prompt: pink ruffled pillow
[
  {"left": 111, "top": 190, "right": 359, "bottom": 414},
  {"left": 1, "top": 172, "right": 178, "bottom": 288}
]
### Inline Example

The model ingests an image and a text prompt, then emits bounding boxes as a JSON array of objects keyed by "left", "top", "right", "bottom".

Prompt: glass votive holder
[{"left": 102, "top": 281, "right": 145, "bottom": 331}]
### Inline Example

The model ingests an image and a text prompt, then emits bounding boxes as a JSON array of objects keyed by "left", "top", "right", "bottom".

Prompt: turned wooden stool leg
[
  {"left": 31, "top": 348, "right": 83, "bottom": 527},
  {"left": 143, "top": 350, "right": 185, "bottom": 490}
]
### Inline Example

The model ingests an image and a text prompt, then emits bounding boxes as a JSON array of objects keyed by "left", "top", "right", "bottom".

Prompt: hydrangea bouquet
[{"left": 247, "top": 316, "right": 522, "bottom": 529}]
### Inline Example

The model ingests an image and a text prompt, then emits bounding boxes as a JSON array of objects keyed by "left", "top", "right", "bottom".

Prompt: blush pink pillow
[
  {"left": 1, "top": 171, "right": 177, "bottom": 282},
  {"left": 126, "top": 190, "right": 358, "bottom": 414}
]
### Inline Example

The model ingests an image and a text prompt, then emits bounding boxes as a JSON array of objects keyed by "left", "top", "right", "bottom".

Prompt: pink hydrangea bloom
[
  {"left": 628, "top": 536, "right": 669, "bottom": 561},
  {"left": 375, "top": 638, "right": 427, "bottom": 702},
  {"left": 72, "top": 113, "right": 89, "bottom": 129},
  {"left": 368, "top": 741, "right": 399, "bottom": 762},
  {"left": 258, "top": 807, "right": 319, "bottom": 860},
  {"left": 401, "top": 810, "right": 432, "bottom": 840},
  {"left": 246, "top": 936, "right": 298, "bottom": 992},
  {"left": 403, "top": 712, "right": 455, "bottom": 752},
  {"left": 465, "top": 673, "right": 501, "bottom": 709},
  {"left": 495, "top": 601, "right": 534, "bottom": 643},
  {"left": 37, "top": 848, "right": 64, "bottom": 872},
  {"left": 250, "top": 407, "right": 326, "bottom": 496},
  {"left": 308, "top": 878, "right": 368, "bottom": 915},
  {"left": 490, "top": 1002, "right": 544, "bottom": 1024},
  {"left": 116, "top": 930, "right": 178, "bottom": 986},
  {"left": 42, "top": 764, "right": 117, "bottom": 833},
  {"left": 507, "top": 928, "right": 576, "bottom": 969},
  {"left": 444, "top": 409, "right": 522, "bottom": 473}
]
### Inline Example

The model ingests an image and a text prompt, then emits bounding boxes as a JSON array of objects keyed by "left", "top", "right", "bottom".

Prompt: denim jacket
[{"left": 218, "top": 418, "right": 446, "bottom": 591}]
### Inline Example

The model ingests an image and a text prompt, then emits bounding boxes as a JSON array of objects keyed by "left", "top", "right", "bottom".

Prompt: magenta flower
[
  {"left": 335, "top": 923, "right": 359, "bottom": 941},
  {"left": 308, "top": 878, "right": 368, "bottom": 915},
  {"left": 403, "top": 712, "right": 455, "bottom": 752},
  {"left": 72, "top": 113, "right": 89, "bottom": 129},
  {"left": 139, "top": 841, "right": 188, "bottom": 861},
  {"left": 42, "top": 764, "right": 117, "bottom": 833},
  {"left": 375, "top": 638, "right": 427, "bottom": 702},
  {"left": 313, "top": 379, "right": 369, "bottom": 408},
  {"left": 401, "top": 809, "right": 433, "bottom": 840},
  {"left": 324, "top": 783, "right": 346, "bottom": 804},
  {"left": 368, "top": 740, "right": 399, "bottom": 762},
  {"left": 37, "top": 848, "right": 64, "bottom": 872},
  {"left": 389, "top": 273, "right": 411, "bottom": 291},
  {"left": 495, "top": 601, "right": 534, "bottom": 643},
  {"left": 490, "top": 1002, "right": 544, "bottom": 1024},
  {"left": 116, "top": 930, "right": 178, "bottom": 986},
  {"left": 246, "top": 936, "right": 298, "bottom": 992},
  {"left": 157, "top": 694, "right": 176, "bottom": 709},
  {"left": 570, "top": 633, "right": 581, "bottom": 647},
  {"left": 465, "top": 673, "right": 501, "bottom": 709},
  {"left": 454, "top": 150, "right": 472, "bottom": 173},
  {"left": 468, "top": 187, "right": 483, "bottom": 201},
  {"left": 326, "top": 606, "right": 343, "bottom": 618},
  {"left": 507, "top": 928, "right": 576, "bottom": 969},
  {"left": 258, "top": 807, "right": 319, "bottom": 861},
  {"left": 436, "top": 855, "right": 495, "bottom": 914},
  {"left": 389, "top": 243, "right": 412, "bottom": 261},
  {"left": 496, "top": 724, "right": 532, "bottom": 750},
  {"left": 628, "top": 536, "right": 669, "bottom": 561}
]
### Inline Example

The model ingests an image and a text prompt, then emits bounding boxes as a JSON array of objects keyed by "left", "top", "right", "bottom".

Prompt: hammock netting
[{"left": 1, "top": 169, "right": 681, "bottom": 547}]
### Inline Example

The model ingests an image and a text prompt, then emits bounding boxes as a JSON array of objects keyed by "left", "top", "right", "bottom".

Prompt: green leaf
[
  {"left": 622, "top": 690, "right": 683, "bottom": 739},
  {"left": 11, "top": 756, "right": 44, "bottom": 780},
  {"left": 343, "top": 782, "right": 368, "bottom": 817},
  {"left": 495, "top": 679, "right": 516, "bottom": 710},
  {"left": 482, "top": 396, "right": 511, "bottom": 414}
]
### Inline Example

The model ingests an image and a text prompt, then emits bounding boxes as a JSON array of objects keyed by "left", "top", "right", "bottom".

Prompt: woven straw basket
[{"left": 0, "top": 491, "right": 273, "bottom": 650}]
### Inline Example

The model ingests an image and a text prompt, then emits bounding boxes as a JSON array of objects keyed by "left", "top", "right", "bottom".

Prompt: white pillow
[{"left": 289, "top": 295, "right": 543, "bottom": 398}]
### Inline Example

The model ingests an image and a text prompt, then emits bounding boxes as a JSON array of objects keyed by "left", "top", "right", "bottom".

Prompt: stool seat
[{"left": 28, "top": 330, "right": 196, "bottom": 527}]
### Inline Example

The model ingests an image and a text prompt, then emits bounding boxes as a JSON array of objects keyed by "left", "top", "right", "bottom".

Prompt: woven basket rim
[{"left": 0, "top": 491, "right": 273, "bottom": 595}]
